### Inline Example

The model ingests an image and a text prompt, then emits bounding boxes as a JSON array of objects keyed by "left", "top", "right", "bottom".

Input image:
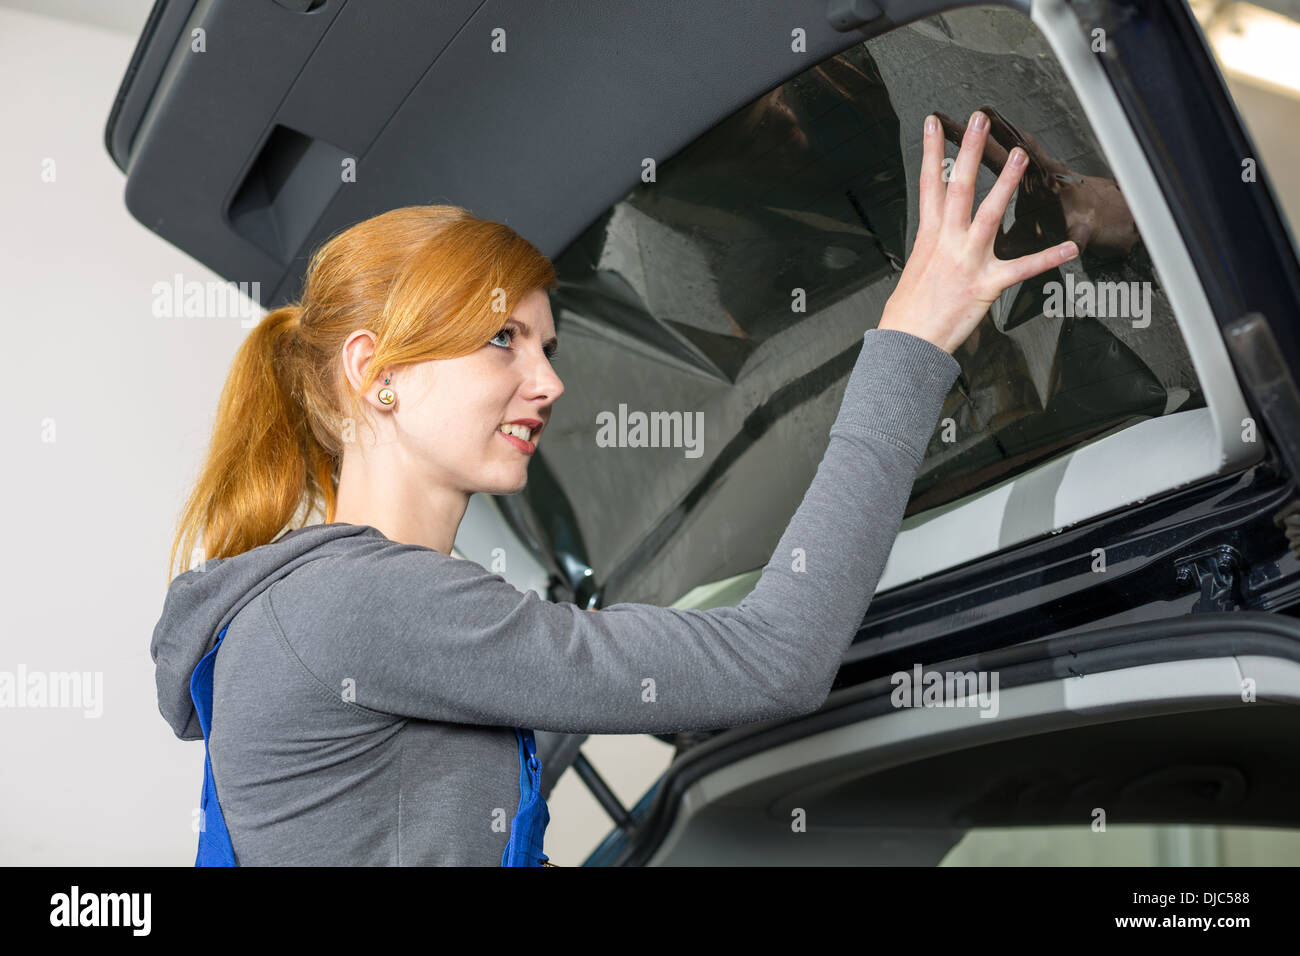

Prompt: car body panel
[{"left": 600, "top": 611, "right": 1300, "bottom": 864}]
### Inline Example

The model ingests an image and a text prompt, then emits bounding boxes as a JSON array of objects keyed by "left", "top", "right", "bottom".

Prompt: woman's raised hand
[{"left": 877, "top": 110, "right": 1080, "bottom": 355}]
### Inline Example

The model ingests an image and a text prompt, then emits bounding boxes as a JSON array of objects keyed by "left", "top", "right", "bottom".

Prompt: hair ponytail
[
  {"left": 166, "top": 204, "right": 557, "bottom": 585},
  {"left": 166, "top": 302, "right": 313, "bottom": 582}
]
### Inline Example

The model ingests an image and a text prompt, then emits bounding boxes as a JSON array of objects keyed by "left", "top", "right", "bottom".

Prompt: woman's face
[{"left": 350, "top": 287, "right": 564, "bottom": 497}]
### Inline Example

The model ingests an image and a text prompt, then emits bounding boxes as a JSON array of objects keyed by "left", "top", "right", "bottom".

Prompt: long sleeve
[{"left": 270, "top": 328, "right": 961, "bottom": 734}]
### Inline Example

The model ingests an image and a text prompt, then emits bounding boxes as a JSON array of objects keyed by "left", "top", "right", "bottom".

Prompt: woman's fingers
[
  {"left": 938, "top": 109, "right": 1011, "bottom": 175},
  {"left": 908, "top": 107, "right": 1080, "bottom": 305},
  {"left": 941, "top": 110, "right": 992, "bottom": 234},
  {"left": 968, "top": 146, "right": 1028, "bottom": 252},
  {"left": 992, "top": 238, "right": 1079, "bottom": 289},
  {"left": 917, "top": 114, "right": 945, "bottom": 245}
]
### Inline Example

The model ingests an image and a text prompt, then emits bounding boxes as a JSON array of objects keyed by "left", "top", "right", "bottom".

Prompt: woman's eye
[{"left": 490, "top": 327, "right": 557, "bottom": 361}]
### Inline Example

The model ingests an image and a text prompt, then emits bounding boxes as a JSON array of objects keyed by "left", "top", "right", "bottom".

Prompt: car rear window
[{"left": 533, "top": 4, "right": 1206, "bottom": 605}]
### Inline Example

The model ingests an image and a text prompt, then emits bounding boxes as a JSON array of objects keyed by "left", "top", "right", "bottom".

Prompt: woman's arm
[
  {"left": 271, "top": 111, "right": 1077, "bottom": 734},
  {"left": 271, "top": 326, "right": 956, "bottom": 733}
]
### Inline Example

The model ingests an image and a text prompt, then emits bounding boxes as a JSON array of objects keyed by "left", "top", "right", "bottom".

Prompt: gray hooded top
[{"left": 150, "top": 327, "right": 961, "bottom": 865}]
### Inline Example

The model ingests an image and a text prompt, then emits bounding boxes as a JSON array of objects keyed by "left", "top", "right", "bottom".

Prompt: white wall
[
  {"left": 0, "top": 2, "right": 668, "bottom": 867},
  {"left": 0, "top": 3, "right": 229, "bottom": 866}
]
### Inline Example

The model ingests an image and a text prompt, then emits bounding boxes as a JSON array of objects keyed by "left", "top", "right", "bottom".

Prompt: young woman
[{"left": 152, "top": 111, "right": 1079, "bottom": 866}]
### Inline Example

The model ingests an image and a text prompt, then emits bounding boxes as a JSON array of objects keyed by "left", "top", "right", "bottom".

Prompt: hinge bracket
[{"left": 1175, "top": 544, "right": 1245, "bottom": 612}]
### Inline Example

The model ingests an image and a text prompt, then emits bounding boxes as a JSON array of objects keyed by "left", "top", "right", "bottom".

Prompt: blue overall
[{"left": 190, "top": 622, "right": 551, "bottom": 866}]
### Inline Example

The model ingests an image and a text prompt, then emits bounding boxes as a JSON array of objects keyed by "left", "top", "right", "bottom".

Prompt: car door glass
[{"left": 534, "top": 4, "right": 1205, "bottom": 606}]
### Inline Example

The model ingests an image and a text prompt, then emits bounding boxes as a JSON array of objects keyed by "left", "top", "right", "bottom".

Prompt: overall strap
[
  {"left": 189, "top": 622, "right": 238, "bottom": 867},
  {"left": 191, "top": 624, "right": 550, "bottom": 866},
  {"left": 500, "top": 727, "right": 552, "bottom": 866}
]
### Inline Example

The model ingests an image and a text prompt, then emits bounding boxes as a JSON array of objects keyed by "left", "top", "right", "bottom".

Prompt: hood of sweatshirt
[{"left": 150, "top": 522, "right": 387, "bottom": 741}]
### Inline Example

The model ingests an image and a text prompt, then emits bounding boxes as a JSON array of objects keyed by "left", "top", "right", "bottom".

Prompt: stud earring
[{"left": 378, "top": 376, "right": 395, "bottom": 406}]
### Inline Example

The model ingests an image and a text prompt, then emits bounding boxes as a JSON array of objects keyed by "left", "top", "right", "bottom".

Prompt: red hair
[{"left": 166, "top": 205, "right": 556, "bottom": 583}]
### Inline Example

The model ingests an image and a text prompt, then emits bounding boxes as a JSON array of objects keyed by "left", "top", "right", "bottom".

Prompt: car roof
[{"left": 106, "top": 0, "right": 1015, "bottom": 306}]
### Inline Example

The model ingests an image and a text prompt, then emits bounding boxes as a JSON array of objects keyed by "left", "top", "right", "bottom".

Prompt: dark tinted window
[{"left": 510, "top": 5, "right": 1205, "bottom": 607}]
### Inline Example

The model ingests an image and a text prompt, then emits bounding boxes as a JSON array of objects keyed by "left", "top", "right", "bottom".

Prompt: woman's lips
[{"left": 497, "top": 430, "right": 536, "bottom": 455}]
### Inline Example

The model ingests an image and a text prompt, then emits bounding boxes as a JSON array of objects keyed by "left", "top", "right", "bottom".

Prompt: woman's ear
[{"left": 341, "top": 329, "right": 387, "bottom": 409}]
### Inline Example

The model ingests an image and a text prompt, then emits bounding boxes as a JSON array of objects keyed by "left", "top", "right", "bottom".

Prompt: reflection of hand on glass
[{"left": 934, "top": 106, "right": 1139, "bottom": 260}]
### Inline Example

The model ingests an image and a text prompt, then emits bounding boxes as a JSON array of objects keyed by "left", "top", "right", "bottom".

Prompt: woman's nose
[{"left": 529, "top": 352, "right": 564, "bottom": 402}]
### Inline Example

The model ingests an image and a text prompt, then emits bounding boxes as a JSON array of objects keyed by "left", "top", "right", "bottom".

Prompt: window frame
[{"left": 664, "top": 0, "right": 1263, "bottom": 600}]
